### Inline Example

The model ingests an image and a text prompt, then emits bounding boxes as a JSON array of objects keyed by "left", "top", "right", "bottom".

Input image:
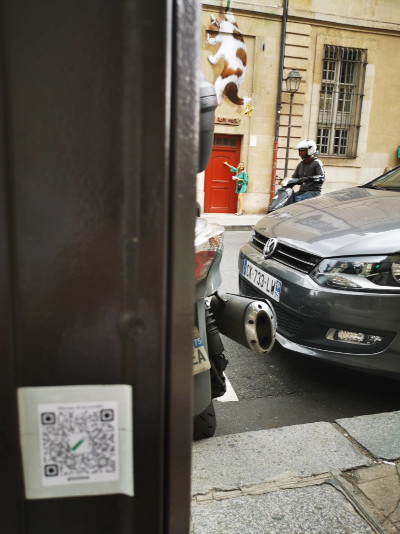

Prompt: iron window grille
[
  {"left": 317, "top": 46, "right": 367, "bottom": 158},
  {"left": 213, "top": 135, "right": 237, "bottom": 146}
]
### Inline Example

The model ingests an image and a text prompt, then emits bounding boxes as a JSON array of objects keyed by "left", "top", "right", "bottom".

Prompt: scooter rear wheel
[{"left": 193, "top": 401, "right": 216, "bottom": 440}]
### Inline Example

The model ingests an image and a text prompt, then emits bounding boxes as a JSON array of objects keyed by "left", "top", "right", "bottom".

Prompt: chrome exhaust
[{"left": 210, "top": 292, "right": 277, "bottom": 354}]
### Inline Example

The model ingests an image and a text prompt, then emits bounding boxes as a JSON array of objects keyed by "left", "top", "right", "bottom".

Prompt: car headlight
[{"left": 310, "top": 255, "right": 400, "bottom": 290}]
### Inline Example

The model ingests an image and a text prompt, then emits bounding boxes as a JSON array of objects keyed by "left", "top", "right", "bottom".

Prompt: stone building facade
[{"left": 198, "top": 0, "right": 400, "bottom": 214}]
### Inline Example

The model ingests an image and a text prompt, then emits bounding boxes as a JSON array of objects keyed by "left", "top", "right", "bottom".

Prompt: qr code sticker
[{"left": 38, "top": 401, "right": 119, "bottom": 486}]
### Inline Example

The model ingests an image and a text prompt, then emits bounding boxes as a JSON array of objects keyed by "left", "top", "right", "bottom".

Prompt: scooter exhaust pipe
[{"left": 210, "top": 292, "right": 277, "bottom": 354}]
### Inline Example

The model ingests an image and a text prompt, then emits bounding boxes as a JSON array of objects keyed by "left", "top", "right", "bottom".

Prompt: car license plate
[{"left": 242, "top": 259, "right": 282, "bottom": 301}]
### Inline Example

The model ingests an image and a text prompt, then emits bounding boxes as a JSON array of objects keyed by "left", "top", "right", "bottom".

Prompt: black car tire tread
[{"left": 193, "top": 402, "right": 216, "bottom": 441}]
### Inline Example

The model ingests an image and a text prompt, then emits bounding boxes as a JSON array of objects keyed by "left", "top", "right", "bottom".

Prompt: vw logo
[{"left": 263, "top": 238, "right": 278, "bottom": 258}]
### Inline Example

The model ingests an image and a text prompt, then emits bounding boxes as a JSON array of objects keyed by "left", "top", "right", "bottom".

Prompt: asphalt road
[{"left": 213, "top": 230, "right": 400, "bottom": 437}]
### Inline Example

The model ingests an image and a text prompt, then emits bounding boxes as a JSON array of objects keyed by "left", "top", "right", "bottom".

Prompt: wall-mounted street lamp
[{"left": 284, "top": 69, "right": 302, "bottom": 177}]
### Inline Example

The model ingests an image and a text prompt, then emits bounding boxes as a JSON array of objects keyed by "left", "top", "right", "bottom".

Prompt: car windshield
[{"left": 362, "top": 166, "right": 400, "bottom": 191}]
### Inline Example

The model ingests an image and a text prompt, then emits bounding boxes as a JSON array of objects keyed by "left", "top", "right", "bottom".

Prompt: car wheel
[{"left": 193, "top": 401, "right": 216, "bottom": 441}]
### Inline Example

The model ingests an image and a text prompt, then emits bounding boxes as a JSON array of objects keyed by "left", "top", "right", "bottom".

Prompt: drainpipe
[{"left": 269, "top": 0, "right": 289, "bottom": 203}]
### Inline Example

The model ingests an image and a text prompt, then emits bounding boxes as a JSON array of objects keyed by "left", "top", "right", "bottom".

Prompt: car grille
[
  {"left": 250, "top": 230, "right": 322, "bottom": 274},
  {"left": 239, "top": 277, "right": 303, "bottom": 337}
]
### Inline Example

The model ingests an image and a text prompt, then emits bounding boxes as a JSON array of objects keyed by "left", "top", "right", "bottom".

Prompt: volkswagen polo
[{"left": 239, "top": 167, "right": 400, "bottom": 378}]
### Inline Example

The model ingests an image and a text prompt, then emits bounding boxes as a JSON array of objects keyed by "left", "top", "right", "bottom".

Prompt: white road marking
[{"left": 216, "top": 373, "right": 238, "bottom": 402}]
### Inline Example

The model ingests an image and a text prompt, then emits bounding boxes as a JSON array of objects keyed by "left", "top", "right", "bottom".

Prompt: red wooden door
[{"left": 204, "top": 134, "right": 241, "bottom": 213}]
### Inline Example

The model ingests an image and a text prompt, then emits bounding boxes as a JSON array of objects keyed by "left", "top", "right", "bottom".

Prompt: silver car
[{"left": 239, "top": 167, "right": 400, "bottom": 378}]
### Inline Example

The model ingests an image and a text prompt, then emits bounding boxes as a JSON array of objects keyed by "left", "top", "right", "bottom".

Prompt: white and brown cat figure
[{"left": 207, "top": 13, "right": 252, "bottom": 107}]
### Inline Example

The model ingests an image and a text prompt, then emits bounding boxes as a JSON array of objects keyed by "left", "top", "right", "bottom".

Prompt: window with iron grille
[{"left": 317, "top": 46, "right": 367, "bottom": 158}]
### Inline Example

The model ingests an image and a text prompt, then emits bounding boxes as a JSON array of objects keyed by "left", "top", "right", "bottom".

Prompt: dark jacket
[{"left": 292, "top": 157, "right": 326, "bottom": 193}]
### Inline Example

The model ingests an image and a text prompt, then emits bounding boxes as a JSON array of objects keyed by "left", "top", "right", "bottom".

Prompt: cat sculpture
[{"left": 207, "top": 13, "right": 251, "bottom": 107}]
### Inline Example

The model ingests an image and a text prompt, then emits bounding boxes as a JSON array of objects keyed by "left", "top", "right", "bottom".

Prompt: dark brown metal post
[
  {"left": 0, "top": 0, "right": 197, "bottom": 531},
  {"left": 284, "top": 92, "right": 294, "bottom": 177},
  {"left": 270, "top": 0, "right": 289, "bottom": 202}
]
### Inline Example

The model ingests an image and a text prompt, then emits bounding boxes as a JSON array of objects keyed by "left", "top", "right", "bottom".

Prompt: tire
[{"left": 193, "top": 402, "right": 216, "bottom": 441}]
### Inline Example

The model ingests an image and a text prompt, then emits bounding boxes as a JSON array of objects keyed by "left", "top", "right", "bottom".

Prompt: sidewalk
[
  {"left": 201, "top": 212, "right": 266, "bottom": 231},
  {"left": 191, "top": 411, "right": 400, "bottom": 533}
]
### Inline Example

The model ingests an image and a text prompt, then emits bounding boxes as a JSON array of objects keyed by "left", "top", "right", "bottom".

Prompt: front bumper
[{"left": 239, "top": 243, "right": 400, "bottom": 378}]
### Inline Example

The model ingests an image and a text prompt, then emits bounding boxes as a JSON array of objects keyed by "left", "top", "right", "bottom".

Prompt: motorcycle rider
[{"left": 282, "top": 139, "right": 325, "bottom": 202}]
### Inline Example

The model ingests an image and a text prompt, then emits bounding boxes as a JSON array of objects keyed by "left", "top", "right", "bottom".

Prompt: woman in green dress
[{"left": 224, "top": 161, "right": 248, "bottom": 215}]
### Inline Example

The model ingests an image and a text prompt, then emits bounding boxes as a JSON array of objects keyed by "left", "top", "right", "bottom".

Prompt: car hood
[{"left": 256, "top": 187, "right": 400, "bottom": 257}]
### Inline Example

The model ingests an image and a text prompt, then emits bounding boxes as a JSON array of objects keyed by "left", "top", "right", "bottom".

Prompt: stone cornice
[{"left": 202, "top": 1, "right": 400, "bottom": 34}]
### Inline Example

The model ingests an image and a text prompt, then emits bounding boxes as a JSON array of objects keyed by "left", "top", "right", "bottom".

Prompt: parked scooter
[
  {"left": 267, "top": 177, "right": 299, "bottom": 213},
  {"left": 193, "top": 77, "right": 277, "bottom": 440},
  {"left": 193, "top": 216, "right": 277, "bottom": 439}
]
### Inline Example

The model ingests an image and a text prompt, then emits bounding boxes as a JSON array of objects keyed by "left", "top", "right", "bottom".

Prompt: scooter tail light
[
  {"left": 194, "top": 226, "right": 224, "bottom": 282},
  {"left": 195, "top": 250, "right": 217, "bottom": 282}
]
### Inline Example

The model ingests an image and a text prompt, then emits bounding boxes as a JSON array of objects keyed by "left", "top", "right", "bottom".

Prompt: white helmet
[{"left": 296, "top": 139, "right": 317, "bottom": 157}]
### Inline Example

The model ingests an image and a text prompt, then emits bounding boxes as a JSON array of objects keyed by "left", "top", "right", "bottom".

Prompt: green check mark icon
[{"left": 71, "top": 438, "right": 85, "bottom": 452}]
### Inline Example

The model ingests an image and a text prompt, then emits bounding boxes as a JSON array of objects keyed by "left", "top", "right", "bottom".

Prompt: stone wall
[{"left": 200, "top": 0, "right": 400, "bottom": 213}]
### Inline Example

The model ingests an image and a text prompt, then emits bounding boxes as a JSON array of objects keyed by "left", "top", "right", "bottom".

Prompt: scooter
[
  {"left": 267, "top": 177, "right": 299, "bottom": 213},
  {"left": 193, "top": 76, "right": 277, "bottom": 440},
  {"left": 193, "top": 214, "right": 277, "bottom": 440}
]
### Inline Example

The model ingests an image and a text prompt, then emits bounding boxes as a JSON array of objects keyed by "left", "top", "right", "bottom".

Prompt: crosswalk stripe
[{"left": 216, "top": 373, "right": 238, "bottom": 402}]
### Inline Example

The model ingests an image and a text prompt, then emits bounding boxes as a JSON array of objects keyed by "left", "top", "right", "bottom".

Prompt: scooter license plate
[
  {"left": 193, "top": 327, "right": 211, "bottom": 375},
  {"left": 242, "top": 259, "right": 282, "bottom": 302}
]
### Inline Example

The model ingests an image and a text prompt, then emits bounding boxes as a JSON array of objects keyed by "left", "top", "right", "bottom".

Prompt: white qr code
[{"left": 38, "top": 401, "right": 119, "bottom": 486}]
